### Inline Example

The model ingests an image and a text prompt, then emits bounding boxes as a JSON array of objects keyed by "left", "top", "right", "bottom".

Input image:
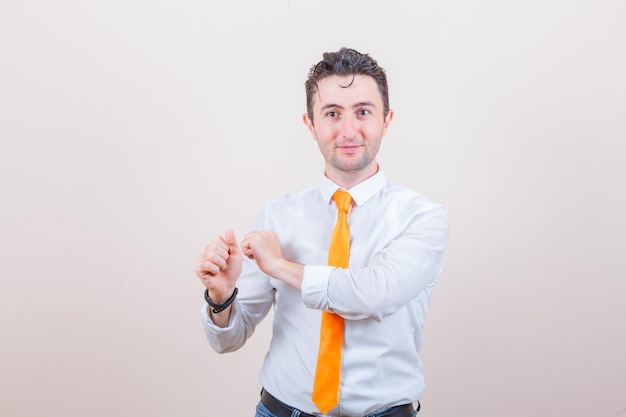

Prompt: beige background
[{"left": 1, "top": 1, "right": 625, "bottom": 416}]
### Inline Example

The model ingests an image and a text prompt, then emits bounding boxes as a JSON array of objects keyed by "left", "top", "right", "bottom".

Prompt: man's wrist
[{"left": 205, "top": 287, "right": 238, "bottom": 314}]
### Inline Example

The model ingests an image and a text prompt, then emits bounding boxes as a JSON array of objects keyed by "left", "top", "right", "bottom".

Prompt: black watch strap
[{"left": 204, "top": 287, "right": 238, "bottom": 314}]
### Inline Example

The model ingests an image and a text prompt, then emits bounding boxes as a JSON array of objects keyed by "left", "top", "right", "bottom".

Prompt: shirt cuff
[
  {"left": 301, "top": 265, "right": 335, "bottom": 310},
  {"left": 200, "top": 300, "right": 238, "bottom": 331}
]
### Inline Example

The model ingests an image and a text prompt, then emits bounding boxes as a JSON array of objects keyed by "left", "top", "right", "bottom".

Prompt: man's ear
[
  {"left": 302, "top": 113, "right": 317, "bottom": 140},
  {"left": 381, "top": 109, "right": 394, "bottom": 137}
]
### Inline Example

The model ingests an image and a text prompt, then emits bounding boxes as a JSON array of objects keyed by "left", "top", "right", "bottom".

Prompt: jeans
[{"left": 254, "top": 401, "right": 419, "bottom": 417}]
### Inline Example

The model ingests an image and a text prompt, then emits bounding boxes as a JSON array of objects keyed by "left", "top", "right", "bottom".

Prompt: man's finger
[{"left": 224, "top": 229, "right": 240, "bottom": 255}]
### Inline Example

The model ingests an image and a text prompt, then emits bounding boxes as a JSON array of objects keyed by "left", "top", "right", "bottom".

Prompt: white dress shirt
[{"left": 202, "top": 169, "right": 449, "bottom": 417}]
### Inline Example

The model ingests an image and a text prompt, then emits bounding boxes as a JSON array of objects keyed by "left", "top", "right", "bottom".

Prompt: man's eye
[
  {"left": 358, "top": 109, "right": 371, "bottom": 117},
  {"left": 327, "top": 111, "right": 339, "bottom": 118}
]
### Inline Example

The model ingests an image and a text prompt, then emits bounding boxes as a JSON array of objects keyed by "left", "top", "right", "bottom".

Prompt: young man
[{"left": 195, "top": 47, "right": 449, "bottom": 417}]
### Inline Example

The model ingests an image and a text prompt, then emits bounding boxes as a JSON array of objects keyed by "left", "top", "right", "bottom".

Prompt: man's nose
[{"left": 340, "top": 116, "right": 356, "bottom": 139}]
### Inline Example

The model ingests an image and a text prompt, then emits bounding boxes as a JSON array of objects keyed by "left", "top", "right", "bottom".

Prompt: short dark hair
[{"left": 305, "top": 47, "right": 389, "bottom": 123}]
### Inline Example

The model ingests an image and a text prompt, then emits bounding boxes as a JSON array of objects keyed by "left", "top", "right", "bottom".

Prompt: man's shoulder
[
  {"left": 383, "top": 179, "right": 446, "bottom": 213},
  {"left": 265, "top": 184, "right": 321, "bottom": 208}
]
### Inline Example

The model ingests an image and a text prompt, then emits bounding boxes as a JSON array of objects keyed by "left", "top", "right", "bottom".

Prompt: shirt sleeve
[
  {"left": 201, "top": 206, "right": 276, "bottom": 353},
  {"left": 201, "top": 256, "right": 275, "bottom": 353},
  {"left": 300, "top": 265, "right": 335, "bottom": 310},
  {"left": 302, "top": 205, "right": 449, "bottom": 322},
  {"left": 201, "top": 298, "right": 243, "bottom": 351}
]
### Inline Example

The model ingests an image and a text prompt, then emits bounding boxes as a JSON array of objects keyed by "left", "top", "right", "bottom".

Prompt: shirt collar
[{"left": 319, "top": 168, "right": 387, "bottom": 207}]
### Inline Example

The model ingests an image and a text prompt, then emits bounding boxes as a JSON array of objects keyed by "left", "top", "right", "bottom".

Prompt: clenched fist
[{"left": 195, "top": 229, "right": 242, "bottom": 304}]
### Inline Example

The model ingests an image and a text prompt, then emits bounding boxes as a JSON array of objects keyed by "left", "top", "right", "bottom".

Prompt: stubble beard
[{"left": 326, "top": 149, "right": 375, "bottom": 174}]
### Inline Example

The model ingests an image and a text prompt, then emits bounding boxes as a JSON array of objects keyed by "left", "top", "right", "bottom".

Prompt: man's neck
[{"left": 325, "top": 163, "right": 379, "bottom": 190}]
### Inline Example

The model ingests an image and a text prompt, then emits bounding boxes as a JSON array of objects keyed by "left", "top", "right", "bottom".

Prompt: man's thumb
[{"left": 224, "top": 229, "right": 240, "bottom": 254}]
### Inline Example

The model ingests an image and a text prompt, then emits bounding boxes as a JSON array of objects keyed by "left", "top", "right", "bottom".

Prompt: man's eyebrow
[
  {"left": 320, "top": 101, "right": 377, "bottom": 111},
  {"left": 320, "top": 103, "right": 343, "bottom": 111},
  {"left": 353, "top": 101, "right": 376, "bottom": 109}
]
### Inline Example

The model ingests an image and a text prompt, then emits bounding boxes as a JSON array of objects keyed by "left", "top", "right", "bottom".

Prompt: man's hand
[
  {"left": 240, "top": 230, "right": 283, "bottom": 276},
  {"left": 195, "top": 229, "right": 242, "bottom": 304},
  {"left": 241, "top": 230, "right": 304, "bottom": 290}
]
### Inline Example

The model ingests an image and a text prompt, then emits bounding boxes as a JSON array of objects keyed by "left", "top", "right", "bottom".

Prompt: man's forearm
[{"left": 269, "top": 259, "right": 304, "bottom": 291}]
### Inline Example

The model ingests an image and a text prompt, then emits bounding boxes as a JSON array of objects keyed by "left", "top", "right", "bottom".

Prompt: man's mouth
[{"left": 337, "top": 145, "right": 361, "bottom": 154}]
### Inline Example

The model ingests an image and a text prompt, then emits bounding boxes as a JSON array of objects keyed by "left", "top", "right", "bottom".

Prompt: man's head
[
  {"left": 302, "top": 48, "right": 394, "bottom": 188},
  {"left": 305, "top": 48, "right": 390, "bottom": 124}
]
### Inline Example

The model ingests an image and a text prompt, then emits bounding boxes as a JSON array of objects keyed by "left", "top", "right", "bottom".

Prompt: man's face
[{"left": 303, "top": 75, "right": 393, "bottom": 183}]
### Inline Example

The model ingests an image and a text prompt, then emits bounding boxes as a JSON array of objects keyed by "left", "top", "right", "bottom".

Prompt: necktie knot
[{"left": 333, "top": 190, "right": 352, "bottom": 213}]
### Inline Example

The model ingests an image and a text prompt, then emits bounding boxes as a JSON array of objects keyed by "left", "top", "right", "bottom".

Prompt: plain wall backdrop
[{"left": 1, "top": 1, "right": 624, "bottom": 416}]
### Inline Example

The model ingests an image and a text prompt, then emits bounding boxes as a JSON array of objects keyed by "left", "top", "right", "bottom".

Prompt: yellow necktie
[{"left": 312, "top": 190, "right": 352, "bottom": 414}]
